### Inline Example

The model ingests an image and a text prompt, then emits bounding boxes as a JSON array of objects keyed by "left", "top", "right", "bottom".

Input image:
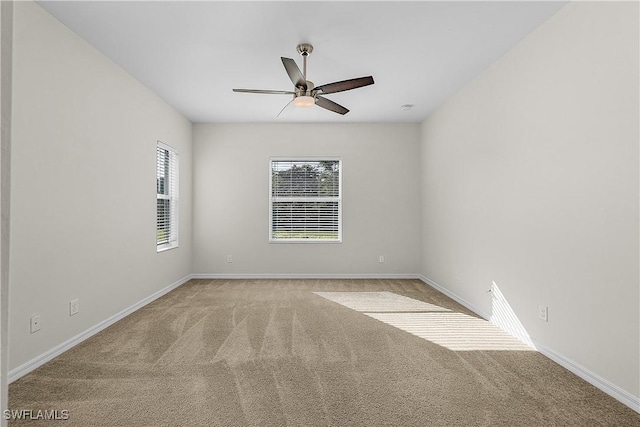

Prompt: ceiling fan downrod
[{"left": 296, "top": 43, "right": 313, "bottom": 80}]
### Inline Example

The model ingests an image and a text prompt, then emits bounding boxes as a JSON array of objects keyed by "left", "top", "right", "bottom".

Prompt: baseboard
[
  {"left": 8, "top": 274, "right": 193, "bottom": 383},
  {"left": 532, "top": 339, "right": 640, "bottom": 413},
  {"left": 417, "top": 274, "right": 640, "bottom": 414},
  {"left": 191, "top": 273, "right": 422, "bottom": 280},
  {"left": 417, "top": 274, "right": 490, "bottom": 319}
]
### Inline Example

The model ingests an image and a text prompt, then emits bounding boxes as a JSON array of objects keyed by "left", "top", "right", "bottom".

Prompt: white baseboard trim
[
  {"left": 8, "top": 274, "right": 193, "bottom": 383},
  {"left": 417, "top": 274, "right": 640, "bottom": 414},
  {"left": 417, "top": 274, "right": 490, "bottom": 319},
  {"left": 532, "top": 339, "right": 640, "bottom": 413},
  {"left": 191, "top": 273, "right": 422, "bottom": 280}
]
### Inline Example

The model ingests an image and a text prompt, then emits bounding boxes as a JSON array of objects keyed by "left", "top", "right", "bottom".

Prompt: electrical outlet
[
  {"left": 538, "top": 305, "right": 548, "bottom": 322},
  {"left": 378, "top": 255, "right": 385, "bottom": 263},
  {"left": 227, "top": 255, "right": 233, "bottom": 263},
  {"left": 30, "top": 315, "right": 41, "bottom": 333},
  {"left": 69, "top": 299, "right": 79, "bottom": 316}
]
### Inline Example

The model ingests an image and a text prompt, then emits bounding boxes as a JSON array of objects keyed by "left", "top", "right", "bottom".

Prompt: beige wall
[
  {"left": 192, "top": 123, "right": 421, "bottom": 276},
  {"left": 9, "top": 1, "right": 192, "bottom": 370},
  {"left": 419, "top": 1, "right": 639, "bottom": 398}
]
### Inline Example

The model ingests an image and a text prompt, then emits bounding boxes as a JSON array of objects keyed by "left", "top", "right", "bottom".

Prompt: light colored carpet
[{"left": 9, "top": 279, "right": 640, "bottom": 426}]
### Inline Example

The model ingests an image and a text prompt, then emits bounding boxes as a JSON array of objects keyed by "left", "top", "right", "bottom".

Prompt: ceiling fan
[{"left": 233, "top": 43, "right": 374, "bottom": 115}]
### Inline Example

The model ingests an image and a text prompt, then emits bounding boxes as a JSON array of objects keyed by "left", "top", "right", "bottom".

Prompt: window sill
[
  {"left": 157, "top": 243, "right": 179, "bottom": 252},
  {"left": 269, "top": 239, "right": 342, "bottom": 244}
]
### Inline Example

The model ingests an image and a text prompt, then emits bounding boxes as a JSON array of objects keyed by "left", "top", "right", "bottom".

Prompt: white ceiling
[{"left": 37, "top": 1, "right": 567, "bottom": 123}]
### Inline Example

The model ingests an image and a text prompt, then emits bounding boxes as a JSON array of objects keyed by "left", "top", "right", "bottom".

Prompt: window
[
  {"left": 270, "top": 158, "right": 342, "bottom": 242},
  {"left": 156, "top": 142, "right": 179, "bottom": 251}
]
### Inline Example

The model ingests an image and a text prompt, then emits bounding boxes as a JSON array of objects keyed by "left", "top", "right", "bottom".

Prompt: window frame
[
  {"left": 156, "top": 141, "right": 179, "bottom": 252},
  {"left": 269, "top": 156, "right": 343, "bottom": 244}
]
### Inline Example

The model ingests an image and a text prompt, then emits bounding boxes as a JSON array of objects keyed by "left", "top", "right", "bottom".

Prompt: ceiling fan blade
[
  {"left": 316, "top": 96, "right": 349, "bottom": 115},
  {"left": 315, "top": 76, "right": 374, "bottom": 95},
  {"left": 281, "top": 57, "right": 307, "bottom": 90},
  {"left": 233, "top": 89, "right": 295, "bottom": 95}
]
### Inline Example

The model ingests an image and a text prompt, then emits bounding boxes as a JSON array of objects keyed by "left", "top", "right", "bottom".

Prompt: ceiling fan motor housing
[{"left": 295, "top": 81, "right": 315, "bottom": 98}]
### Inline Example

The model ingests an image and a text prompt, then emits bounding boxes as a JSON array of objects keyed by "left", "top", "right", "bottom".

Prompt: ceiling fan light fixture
[{"left": 293, "top": 95, "right": 315, "bottom": 108}]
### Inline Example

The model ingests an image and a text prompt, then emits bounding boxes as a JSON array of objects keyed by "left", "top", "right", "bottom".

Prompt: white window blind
[
  {"left": 270, "top": 159, "right": 342, "bottom": 242},
  {"left": 157, "top": 142, "right": 179, "bottom": 251}
]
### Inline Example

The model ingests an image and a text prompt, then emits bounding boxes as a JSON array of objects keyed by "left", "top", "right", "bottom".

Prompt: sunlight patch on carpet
[
  {"left": 313, "top": 291, "right": 449, "bottom": 312},
  {"left": 314, "top": 292, "right": 534, "bottom": 352},
  {"left": 365, "top": 312, "right": 534, "bottom": 351}
]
